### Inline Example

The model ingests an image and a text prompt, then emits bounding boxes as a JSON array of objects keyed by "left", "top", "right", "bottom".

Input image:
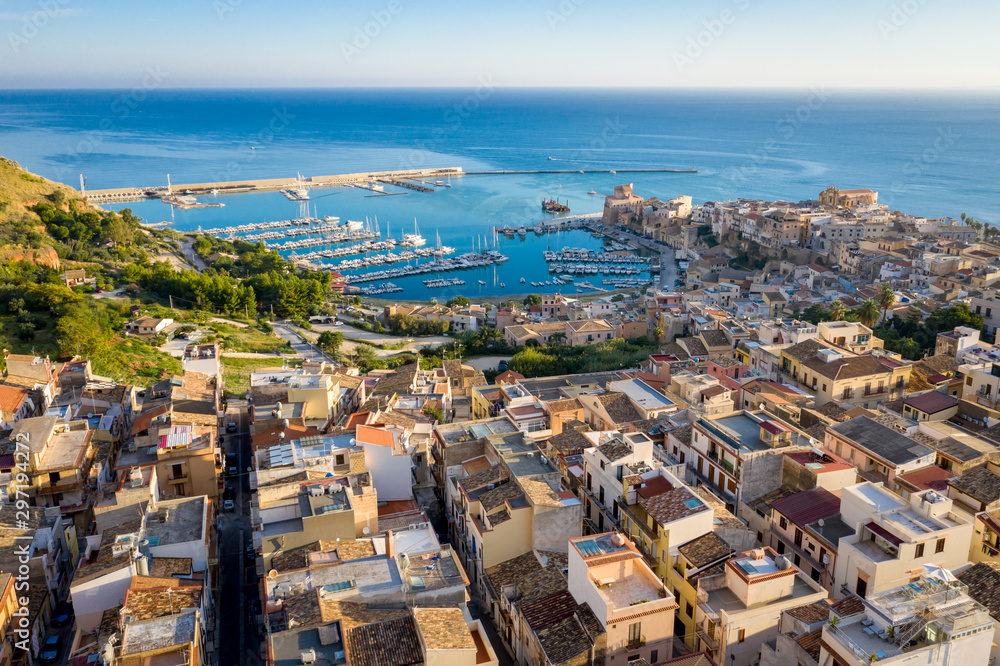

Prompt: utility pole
[{"left": 169, "top": 295, "right": 173, "bottom": 310}]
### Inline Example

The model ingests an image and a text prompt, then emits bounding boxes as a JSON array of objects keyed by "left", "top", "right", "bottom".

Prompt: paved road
[
  {"left": 271, "top": 322, "right": 335, "bottom": 364},
  {"left": 218, "top": 403, "right": 261, "bottom": 666},
  {"left": 605, "top": 226, "right": 679, "bottom": 289}
]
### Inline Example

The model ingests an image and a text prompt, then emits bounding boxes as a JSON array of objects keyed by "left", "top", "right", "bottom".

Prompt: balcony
[
  {"left": 616, "top": 498, "right": 659, "bottom": 541},
  {"left": 626, "top": 635, "right": 646, "bottom": 650},
  {"left": 696, "top": 625, "right": 719, "bottom": 652}
]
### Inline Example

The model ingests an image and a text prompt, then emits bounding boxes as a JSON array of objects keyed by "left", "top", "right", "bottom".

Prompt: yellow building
[
  {"left": 667, "top": 531, "right": 735, "bottom": 649},
  {"left": 779, "top": 339, "right": 910, "bottom": 408},
  {"left": 971, "top": 508, "right": 1000, "bottom": 566}
]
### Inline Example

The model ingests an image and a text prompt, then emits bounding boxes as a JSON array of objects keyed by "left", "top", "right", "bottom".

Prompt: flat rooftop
[
  {"left": 121, "top": 609, "right": 197, "bottom": 656},
  {"left": 607, "top": 379, "right": 675, "bottom": 411},
  {"left": 706, "top": 572, "right": 818, "bottom": 612},
  {"left": 143, "top": 497, "right": 206, "bottom": 546},
  {"left": 700, "top": 413, "right": 774, "bottom": 454},
  {"left": 571, "top": 533, "right": 630, "bottom": 559}
]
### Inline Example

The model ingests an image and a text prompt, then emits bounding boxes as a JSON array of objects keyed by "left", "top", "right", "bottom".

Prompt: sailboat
[
  {"left": 402, "top": 218, "right": 426, "bottom": 247},
  {"left": 282, "top": 172, "right": 310, "bottom": 201}
]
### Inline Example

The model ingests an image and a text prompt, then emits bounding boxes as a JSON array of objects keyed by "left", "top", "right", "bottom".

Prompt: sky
[{"left": 1, "top": 0, "right": 998, "bottom": 89}]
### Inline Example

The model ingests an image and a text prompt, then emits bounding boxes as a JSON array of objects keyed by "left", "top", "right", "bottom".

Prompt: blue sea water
[{"left": 1, "top": 88, "right": 998, "bottom": 300}]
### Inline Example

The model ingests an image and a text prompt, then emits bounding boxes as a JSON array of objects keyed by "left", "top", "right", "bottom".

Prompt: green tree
[
  {"left": 653, "top": 325, "right": 664, "bottom": 342},
  {"left": 829, "top": 300, "right": 845, "bottom": 322},
  {"left": 877, "top": 283, "right": 896, "bottom": 323},
  {"left": 446, "top": 296, "right": 470, "bottom": 307},
  {"left": 523, "top": 294, "right": 542, "bottom": 307},
  {"left": 857, "top": 298, "right": 881, "bottom": 329},
  {"left": 317, "top": 330, "right": 344, "bottom": 354}
]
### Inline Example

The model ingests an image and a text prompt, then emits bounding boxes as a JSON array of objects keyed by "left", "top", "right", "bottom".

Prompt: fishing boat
[
  {"left": 588, "top": 189, "right": 598, "bottom": 196},
  {"left": 478, "top": 280, "right": 486, "bottom": 286},
  {"left": 520, "top": 277, "right": 526, "bottom": 283}
]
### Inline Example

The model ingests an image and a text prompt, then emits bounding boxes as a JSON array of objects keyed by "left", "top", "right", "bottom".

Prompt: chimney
[{"left": 385, "top": 530, "right": 394, "bottom": 560}]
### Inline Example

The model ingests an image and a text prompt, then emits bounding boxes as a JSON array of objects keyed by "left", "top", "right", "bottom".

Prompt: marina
[{"left": 342, "top": 250, "right": 508, "bottom": 284}]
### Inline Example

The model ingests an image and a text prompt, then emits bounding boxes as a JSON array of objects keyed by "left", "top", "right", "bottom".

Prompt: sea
[{"left": 1, "top": 88, "right": 998, "bottom": 301}]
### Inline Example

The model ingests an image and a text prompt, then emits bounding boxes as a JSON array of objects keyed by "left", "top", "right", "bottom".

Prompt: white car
[{"left": 334, "top": 321, "right": 343, "bottom": 326}]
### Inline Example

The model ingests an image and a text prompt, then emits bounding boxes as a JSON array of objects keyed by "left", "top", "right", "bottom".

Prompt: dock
[{"left": 83, "top": 165, "right": 696, "bottom": 204}]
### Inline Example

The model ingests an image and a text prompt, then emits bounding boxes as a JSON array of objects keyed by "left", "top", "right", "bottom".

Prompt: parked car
[
  {"left": 39, "top": 636, "right": 61, "bottom": 663},
  {"left": 223, "top": 499, "right": 235, "bottom": 511},
  {"left": 333, "top": 321, "right": 343, "bottom": 327},
  {"left": 226, "top": 422, "right": 237, "bottom": 433},
  {"left": 51, "top": 604, "right": 72, "bottom": 627},
  {"left": 498, "top": 360, "right": 508, "bottom": 372},
  {"left": 245, "top": 543, "right": 257, "bottom": 563},
  {"left": 226, "top": 453, "right": 238, "bottom": 476}
]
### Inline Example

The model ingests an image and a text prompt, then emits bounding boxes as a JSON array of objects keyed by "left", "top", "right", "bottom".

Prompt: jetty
[
  {"left": 341, "top": 250, "right": 508, "bottom": 285},
  {"left": 267, "top": 230, "right": 379, "bottom": 251}
]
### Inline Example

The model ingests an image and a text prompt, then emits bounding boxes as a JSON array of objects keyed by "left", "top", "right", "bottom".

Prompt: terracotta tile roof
[
  {"left": 636, "top": 475, "right": 674, "bottom": 500},
  {"left": 700, "top": 330, "right": 730, "bottom": 348},
  {"left": 597, "top": 393, "right": 641, "bottom": 424},
  {"left": 377, "top": 510, "right": 427, "bottom": 533},
  {"left": 785, "top": 601, "right": 830, "bottom": 624},
  {"left": 830, "top": 595, "right": 865, "bottom": 618},
  {"left": 677, "top": 532, "right": 733, "bottom": 569},
  {"left": 74, "top": 519, "right": 142, "bottom": 584},
  {"left": 413, "top": 607, "right": 475, "bottom": 650},
  {"left": 0, "top": 385, "right": 28, "bottom": 414},
  {"left": 546, "top": 398, "right": 583, "bottom": 413},
  {"left": 536, "top": 613, "right": 594, "bottom": 665},
  {"left": 949, "top": 465, "right": 1000, "bottom": 505},
  {"left": 271, "top": 542, "right": 322, "bottom": 572},
  {"left": 896, "top": 465, "right": 955, "bottom": 493},
  {"left": 495, "top": 370, "right": 525, "bottom": 384},
  {"left": 640, "top": 487, "right": 710, "bottom": 526},
  {"left": 458, "top": 463, "right": 506, "bottom": 493},
  {"left": 347, "top": 615, "right": 423, "bottom": 666},
  {"left": 147, "top": 557, "right": 192, "bottom": 578},
  {"left": 596, "top": 437, "right": 632, "bottom": 462},
  {"left": 516, "top": 566, "right": 568, "bottom": 603},
  {"left": 254, "top": 424, "right": 321, "bottom": 449},
  {"left": 480, "top": 482, "right": 524, "bottom": 512},
  {"left": 546, "top": 425, "right": 593, "bottom": 456},
  {"left": 957, "top": 562, "right": 1000, "bottom": 620},
  {"left": 903, "top": 391, "right": 958, "bottom": 414},
  {"left": 124, "top": 586, "right": 203, "bottom": 621},
  {"left": 484, "top": 552, "right": 544, "bottom": 599},
  {"left": 520, "top": 589, "right": 578, "bottom": 630},
  {"left": 462, "top": 455, "right": 492, "bottom": 476},
  {"left": 795, "top": 629, "right": 823, "bottom": 661},
  {"left": 669, "top": 424, "right": 693, "bottom": 445},
  {"left": 130, "top": 405, "right": 169, "bottom": 435},
  {"left": 337, "top": 540, "right": 377, "bottom": 561}
]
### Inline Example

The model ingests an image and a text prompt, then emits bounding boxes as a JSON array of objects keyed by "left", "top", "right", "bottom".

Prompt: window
[
  {"left": 856, "top": 577, "right": 868, "bottom": 598},
  {"left": 936, "top": 538, "right": 946, "bottom": 553},
  {"left": 599, "top": 486, "right": 605, "bottom": 505},
  {"left": 794, "top": 528, "right": 803, "bottom": 547},
  {"left": 777, "top": 541, "right": 785, "bottom": 554},
  {"left": 587, "top": 473, "right": 592, "bottom": 491},
  {"left": 48, "top": 471, "right": 60, "bottom": 483},
  {"left": 685, "top": 602, "right": 693, "bottom": 618},
  {"left": 793, "top": 553, "right": 801, "bottom": 567},
  {"left": 650, "top": 650, "right": 658, "bottom": 664},
  {"left": 628, "top": 621, "right": 642, "bottom": 644},
  {"left": 738, "top": 628, "right": 746, "bottom": 643},
  {"left": 335, "top": 453, "right": 346, "bottom": 466},
  {"left": 779, "top": 516, "right": 788, "bottom": 530},
  {"left": 915, "top": 543, "right": 924, "bottom": 558},
  {"left": 811, "top": 567, "right": 821, "bottom": 582}
]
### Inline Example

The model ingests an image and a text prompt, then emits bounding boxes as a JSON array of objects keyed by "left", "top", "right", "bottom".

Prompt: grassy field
[
  {"left": 92, "top": 336, "right": 182, "bottom": 386},
  {"left": 206, "top": 321, "right": 291, "bottom": 354},
  {"left": 222, "top": 356, "right": 302, "bottom": 397}
]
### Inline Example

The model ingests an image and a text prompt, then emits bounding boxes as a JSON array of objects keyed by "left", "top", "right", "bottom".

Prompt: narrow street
[{"left": 217, "top": 401, "right": 260, "bottom": 666}]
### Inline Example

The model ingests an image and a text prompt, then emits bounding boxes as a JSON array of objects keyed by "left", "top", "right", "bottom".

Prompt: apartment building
[
  {"left": 682, "top": 411, "right": 812, "bottom": 511},
  {"left": 582, "top": 431, "right": 657, "bottom": 535},
  {"left": 767, "top": 487, "right": 852, "bottom": 593},
  {"left": 824, "top": 417, "right": 936, "bottom": 491},
  {"left": 820, "top": 572, "right": 992, "bottom": 666},
  {"left": 779, "top": 340, "right": 909, "bottom": 408},
  {"left": 833, "top": 482, "right": 973, "bottom": 597},
  {"left": 693, "top": 547, "right": 828, "bottom": 666},
  {"left": 567, "top": 532, "right": 679, "bottom": 666}
]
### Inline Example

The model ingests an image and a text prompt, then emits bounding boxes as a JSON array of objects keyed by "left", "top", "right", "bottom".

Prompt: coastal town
[{"left": 5, "top": 179, "right": 1000, "bottom": 666}]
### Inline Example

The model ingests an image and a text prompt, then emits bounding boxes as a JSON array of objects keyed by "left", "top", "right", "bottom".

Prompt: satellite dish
[
  {"left": 362, "top": 527, "right": 370, "bottom": 535},
  {"left": 268, "top": 569, "right": 277, "bottom": 579}
]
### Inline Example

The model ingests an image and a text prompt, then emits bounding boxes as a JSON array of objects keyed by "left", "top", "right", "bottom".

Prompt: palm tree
[
  {"left": 653, "top": 325, "right": 664, "bottom": 342},
  {"left": 857, "top": 298, "right": 881, "bottom": 329},
  {"left": 829, "top": 300, "right": 845, "bottom": 322},
  {"left": 877, "top": 283, "right": 896, "bottom": 324}
]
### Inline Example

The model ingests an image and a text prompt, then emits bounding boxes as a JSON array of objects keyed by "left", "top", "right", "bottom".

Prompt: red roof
[
  {"left": 355, "top": 424, "right": 394, "bottom": 447},
  {"left": 346, "top": 411, "right": 374, "bottom": 429},
  {"left": 903, "top": 391, "right": 958, "bottom": 414},
  {"left": 636, "top": 475, "right": 674, "bottom": 500},
  {"left": 897, "top": 465, "right": 955, "bottom": 492},
  {"left": 0, "top": 385, "right": 27, "bottom": 414},
  {"left": 926, "top": 374, "right": 950, "bottom": 385},
  {"left": 770, "top": 488, "right": 841, "bottom": 528}
]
